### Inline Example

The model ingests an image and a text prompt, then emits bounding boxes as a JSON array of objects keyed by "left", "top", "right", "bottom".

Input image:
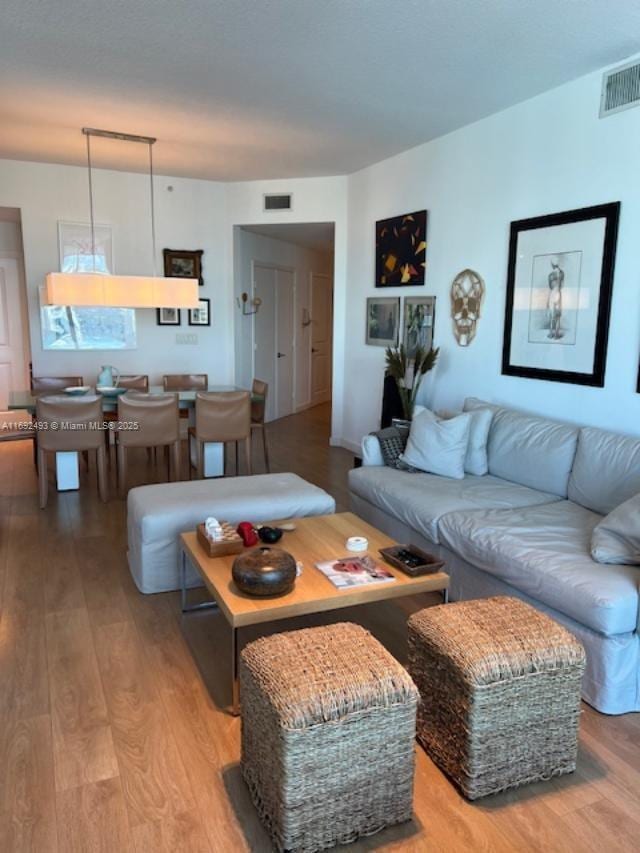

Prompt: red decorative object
[{"left": 237, "top": 521, "right": 259, "bottom": 547}]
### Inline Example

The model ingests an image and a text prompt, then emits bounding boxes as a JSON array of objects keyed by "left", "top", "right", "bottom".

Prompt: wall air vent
[
  {"left": 263, "top": 193, "right": 293, "bottom": 211},
  {"left": 600, "top": 59, "right": 640, "bottom": 117}
]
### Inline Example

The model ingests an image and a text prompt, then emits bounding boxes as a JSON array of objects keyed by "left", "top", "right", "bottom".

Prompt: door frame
[
  {"left": 309, "top": 270, "right": 333, "bottom": 408},
  {"left": 0, "top": 248, "right": 31, "bottom": 403},
  {"left": 251, "top": 261, "right": 297, "bottom": 421}
]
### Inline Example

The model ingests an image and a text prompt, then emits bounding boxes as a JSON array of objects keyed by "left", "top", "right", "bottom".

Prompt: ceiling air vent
[
  {"left": 263, "top": 193, "right": 292, "bottom": 211},
  {"left": 600, "top": 59, "right": 640, "bottom": 117}
]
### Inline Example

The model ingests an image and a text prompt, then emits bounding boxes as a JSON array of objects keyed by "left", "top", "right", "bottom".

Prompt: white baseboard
[{"left": 330, "top": 436, "right": 361, "bottom": 455}]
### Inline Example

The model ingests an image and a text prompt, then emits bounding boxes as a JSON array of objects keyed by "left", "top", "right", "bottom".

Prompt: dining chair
[
  {"left": 35, "top": 395, "right": 107, "bottom": 508},
  {"left": 31, "top": 376, "right": 84, "bottom": 394},
  {"left": 103, "top": 375, "right": 149, "bottom": 455},
  {"left": 250, "top": 379, "right": 270, "bottom": 472},
  {"left": 162, "top": 374, "right": 208, "bottom": 391},
  {"left": 116, "top": 392, "right": 180, "bottom": 495},
  {"left": 189, "top": 391, "right": 251, "bottom": 479}
]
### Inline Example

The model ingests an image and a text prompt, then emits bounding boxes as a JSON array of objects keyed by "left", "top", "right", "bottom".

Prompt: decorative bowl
[
  {"left": 96, "top": 385, "right": 127, "bottom": 397},
  {"left": 258, "top": 525, "right": 283, "bottom": 544},
  {"left": 64, "top": 386, "right": 91, "bottom": 396},
  {"left": 232, "top": 546, "right": 297, "bottom": 597}
]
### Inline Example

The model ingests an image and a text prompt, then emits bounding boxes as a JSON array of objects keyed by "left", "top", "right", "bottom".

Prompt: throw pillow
[
  {"left": 400, "top": 409, "right": 471, "bottom": 479},
  {"left": 436, "top": 406, "right": 493, "bottom": 475},
  {"left": 375, "top": 426, "right": 407, "bottom": 468},
  {"left": 591, "top": 492, "right": 640, "bottom": 565}
]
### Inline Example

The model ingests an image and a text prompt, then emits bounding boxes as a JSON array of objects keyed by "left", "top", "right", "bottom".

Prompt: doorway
[
  {"left": 234, "top": 222, "right": 335, "bottom": 425},
  {"left": 0, "top": 209, "right": 30, "bottom": 409}
]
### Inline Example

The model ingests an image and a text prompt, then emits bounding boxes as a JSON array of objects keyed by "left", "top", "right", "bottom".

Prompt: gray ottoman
[{"left": 127, "top": 473, "right": 336, "bottom": 593}]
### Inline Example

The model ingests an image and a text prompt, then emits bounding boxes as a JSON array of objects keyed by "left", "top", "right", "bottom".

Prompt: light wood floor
[{"left": 0, "top": 402, "right": 638, "bottom": 852}]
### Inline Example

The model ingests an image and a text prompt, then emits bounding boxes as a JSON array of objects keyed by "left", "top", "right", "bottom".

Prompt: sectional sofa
[{"left": 349, "top": 397, "right": 640, "bottom": 715}]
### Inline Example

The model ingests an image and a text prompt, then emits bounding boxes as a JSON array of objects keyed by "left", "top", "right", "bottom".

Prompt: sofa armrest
[{"left": 362, "top": 434, "right": 384, "bottom": 467}]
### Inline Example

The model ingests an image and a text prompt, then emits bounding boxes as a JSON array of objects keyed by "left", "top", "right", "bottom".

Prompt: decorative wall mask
[{"left": 451, "top": 269, "right": 485, "bottom": 346}]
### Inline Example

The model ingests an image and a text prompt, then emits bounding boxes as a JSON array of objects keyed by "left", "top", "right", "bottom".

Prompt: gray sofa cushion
[
  {"left": 591, "top": 492, "right": 640, "bottom": 565},
  {"left": 348, "top": 465, "right": 559, "bottom": 544},
  {"left": 438, "top": 501, "right": 640, "bottom": 636},
  {"left": 569, "top": 427, "right": 640, "bottom": 515}
]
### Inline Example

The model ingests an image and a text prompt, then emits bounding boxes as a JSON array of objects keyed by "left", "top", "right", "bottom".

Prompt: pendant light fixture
[{"left": 45, "top": 128, "right": 199, "bottom": 308}]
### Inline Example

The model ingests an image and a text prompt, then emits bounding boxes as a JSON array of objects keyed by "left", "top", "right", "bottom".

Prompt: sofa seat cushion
[
  {"left": 128, "top": 473, "right": 336, "bottom": 593},
  {"left": 348, "top": 466, "right": 560, "bottom": 545},
  {"left": 438, "top": 501, "right": 640, "bottom": 636}
]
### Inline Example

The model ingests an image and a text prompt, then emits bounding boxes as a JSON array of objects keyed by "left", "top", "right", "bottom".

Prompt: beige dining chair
[
  {"left": 31, "top": 375, "right": 84, "bottom": 393},
  {"left": 189, "top": 391, "right": 251, "bottom": 479},
  {"left": 116, "top": 392, "right": 180, "bottom": 495},
  {"left": 35, "top": 394, "right": 107, "bottom": 508},
  {"left": 162, "top": 374, "right": 208, "bottom": 391},
  {"left": 250, "top": 379, "right": 270, "bottom": 472},
  {"left": 103, "top": 375, "right": 149, "bottom": 455}
]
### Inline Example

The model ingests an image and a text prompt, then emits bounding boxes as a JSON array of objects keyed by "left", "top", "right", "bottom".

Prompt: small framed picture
[
  {"left": 157, "top": 307, "right": 181, "bottom": 326},
  {"left": 189, "top": 298, "right": 210, "bottom": 326},
  {"left": 502, "top": 202, "right": 620, "bottom": 387},
  {"left": 403, "top": 296, "right": 436, "bottom": 358},
  {"left": 366, "top": 297, "right": 400, "bottom": 347},
  {"left": 163, "top": 248, "right": 204, "bottom": 285}
]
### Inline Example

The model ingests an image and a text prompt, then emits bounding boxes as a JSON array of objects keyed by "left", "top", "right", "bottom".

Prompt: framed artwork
[
  {"left": 366, "top": 297, "right": 400, "bottom": 347},
  {"left": 403, "top": 296, "right": 436, "bottom": 358},
  {"left": 502, "top": 202, "right": 620, "bottom": 387},
  {"left": 188, "top": 298, "right": 210, "bottom": 326},
  {"left": 41, "top": 222, "right": 137, "bottom": 350},
  {"left": 375, "top": 210, "right": 427, "bottom": 287},
  {"left": 163, "top": 248, "right": 204, "bottom": 285},
  {"left": 157, "top": 307, "right": 181, "bottom": 326}
]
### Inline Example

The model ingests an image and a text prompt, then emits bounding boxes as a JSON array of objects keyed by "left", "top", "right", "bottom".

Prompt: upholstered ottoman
[
  {"left": 408, "top": 596, "right": 585, "bottom": 800},
  {"left": 240, "top": 623, "right": 419, "bottom": 853},
  {"left": 127, "top": 473, "right": 335, "bottom": 593}
]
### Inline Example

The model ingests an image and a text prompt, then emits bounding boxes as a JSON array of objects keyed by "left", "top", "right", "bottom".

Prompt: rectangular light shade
[{"left": 45, "top": 273, "right": 200, "bottom": 308}]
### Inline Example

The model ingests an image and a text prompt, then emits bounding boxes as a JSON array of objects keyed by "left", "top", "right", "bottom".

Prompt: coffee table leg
[
  {"left": 443, "top": 587, "right": 449, "bottom": 604},
  {"left": 231, "top": 626, "right": 240, "bottom": 716},
  {"left": 180, "top": 548, "right": 220, "bottom": 613}
]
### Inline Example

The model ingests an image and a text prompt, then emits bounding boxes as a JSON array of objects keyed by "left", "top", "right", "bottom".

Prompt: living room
[{"left": 1, "top": 1, "right": 639, "bottom": 851}]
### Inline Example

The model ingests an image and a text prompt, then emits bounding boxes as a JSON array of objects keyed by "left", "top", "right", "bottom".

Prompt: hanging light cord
[
  {"left": 86, "top": 131, "right": 97, "bottom": 273},
  {"left": 148, "top": 141, "right": 157, "bottom": 277}
]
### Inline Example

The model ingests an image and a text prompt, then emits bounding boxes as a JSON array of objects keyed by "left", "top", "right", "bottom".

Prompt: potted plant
[{"left": 384, "top": 343, "right": 440, "bottom": 422}]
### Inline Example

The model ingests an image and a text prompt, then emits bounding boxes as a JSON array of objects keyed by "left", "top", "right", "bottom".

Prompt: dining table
[{"left": 7, "top": 385, "right": 260, "bottom": 490}]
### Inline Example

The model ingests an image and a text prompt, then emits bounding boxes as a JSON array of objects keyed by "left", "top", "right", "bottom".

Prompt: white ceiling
[
  {"left": 241, "top": 223, "right": 334, "bottom": 253},
  {"left": 1, "top": 1, "right": 639, "bottom": 182}
]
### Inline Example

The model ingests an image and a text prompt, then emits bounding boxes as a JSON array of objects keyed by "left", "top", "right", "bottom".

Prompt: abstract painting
[
  {"left": 502, "top": 203, "right": 620, "bottom": 387},
  {"left": 375, "top": 210, "right": 427, "bottom": 287}
]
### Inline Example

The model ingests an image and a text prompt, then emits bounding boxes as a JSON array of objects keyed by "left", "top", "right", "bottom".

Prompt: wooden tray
[
  {"left": 197, "top": 522, "right": 244, "bottom": 558},
  {"left": 379, "top": 544, "right": 445, "bottom": 577}
]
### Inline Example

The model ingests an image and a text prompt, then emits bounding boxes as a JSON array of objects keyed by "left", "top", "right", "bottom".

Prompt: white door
[
  {"left": 253, "top": 264, "right": 295, "bottom": 422},
  {"left": 310, "top": 272, "right": 333, "bottom": 406},
  {"left": 0, "top": 255, "right": 29, "bottom": 409},
  {"left": 275, "top": 269, "right": 295, "bottom": 419}
]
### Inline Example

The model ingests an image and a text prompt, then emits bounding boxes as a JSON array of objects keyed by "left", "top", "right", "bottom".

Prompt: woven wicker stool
[
  {"left": 408, "top": 596, "right": 586, "bottom": 800},
  {"left": 240, "top": 622, "right": 419, "bottom": 853}
]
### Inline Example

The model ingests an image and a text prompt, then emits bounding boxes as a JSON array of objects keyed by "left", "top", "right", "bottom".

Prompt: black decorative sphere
[
  {"left": 258, "top": 526, "right": 283, "bottom": 544},
  {"left": 232, "top": 547, "right": 296, "bottom": 597}
]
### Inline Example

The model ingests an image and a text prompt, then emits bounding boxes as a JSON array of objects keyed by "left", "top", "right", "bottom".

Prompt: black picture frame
[
  {"left": 502, "top": 202, "right": 620, "bottom": 387},
  {"left": 188, "top": 298, "right": 211, "bottom": 327},
  {"left": 163, "top": 248, "right": 204, "bottom": 286},
  {"left": 156, "top": 307, "right": 181, "bottom": 326}
]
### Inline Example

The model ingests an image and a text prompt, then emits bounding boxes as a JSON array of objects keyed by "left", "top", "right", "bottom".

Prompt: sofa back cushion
[
  {"left": 464, "top": 398, "right": 578, "bottom": 497},
  {"left": 569, "top": 427, "right": 640, "bottom": 515}
]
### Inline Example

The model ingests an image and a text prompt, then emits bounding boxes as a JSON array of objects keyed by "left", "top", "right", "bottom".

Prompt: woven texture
[
  {"left": 408, "top": 596, "right": 586, "bottom": 800},
  {"left": 241, "top": 623, "right": 418, "bottom": 853}
]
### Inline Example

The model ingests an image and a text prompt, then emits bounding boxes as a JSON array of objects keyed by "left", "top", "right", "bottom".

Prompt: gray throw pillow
[
  {"left": 400, "top": 409, "right": 472, "bottom": 479},
  {"left": 591, "top": 492, "right": 640, "bottom": 565},
  {"left": 375, "top": 427, "right": 406, "bottom": 468}
]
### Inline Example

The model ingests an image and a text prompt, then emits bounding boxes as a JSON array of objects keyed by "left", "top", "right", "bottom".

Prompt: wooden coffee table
[{"left": 179, "top": 512, "right": 449, "bottom": 713}]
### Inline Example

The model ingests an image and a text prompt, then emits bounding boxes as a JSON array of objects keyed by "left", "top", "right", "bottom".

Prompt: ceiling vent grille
[
  {"left": 600, "top": 59, "right": 640, "bottom": 117},
  {"left": 263, "top": 193, "right": 292, "bottom": 211}
]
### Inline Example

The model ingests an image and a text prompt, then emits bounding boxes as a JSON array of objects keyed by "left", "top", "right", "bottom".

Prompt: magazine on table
[{"left": 315, "top": 555, "right": 395, "bottom": 589}]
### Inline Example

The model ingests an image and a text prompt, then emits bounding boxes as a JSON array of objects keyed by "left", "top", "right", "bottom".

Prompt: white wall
[
  {"left": 0, "top": 159, "right": 232, "bottom": 386},
  {"left": 234, "top": 228, "right": 333, "bottom": 413},
  {"left": 226, "top": 176, "right": 348, "bottom": 441},
  {"left": 342, "top": 62, "right": 640, "bottom": 451}
]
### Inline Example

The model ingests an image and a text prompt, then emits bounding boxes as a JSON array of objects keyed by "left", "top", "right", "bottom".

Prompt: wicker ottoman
[
  {"left": 408, "top": 596, "right": 586, "bottom": 800},
  {"left": 240, "top": 622, "right": 419, "bottom": 853}
]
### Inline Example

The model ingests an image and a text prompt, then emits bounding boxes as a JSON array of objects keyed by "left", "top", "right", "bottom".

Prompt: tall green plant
[{"left": 385, "top": 343, "right": 440, "bottom": 420}]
